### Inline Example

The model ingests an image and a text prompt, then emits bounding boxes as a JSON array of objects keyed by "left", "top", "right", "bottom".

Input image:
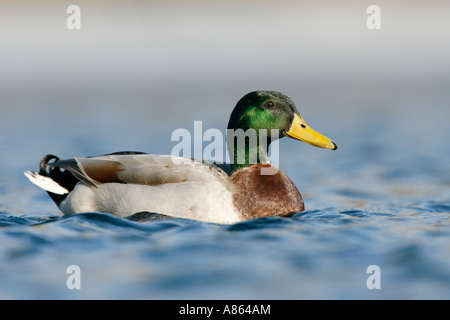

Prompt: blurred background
[
  {"left": 2, "top": 0, "right": 449, "bottom": 210},
  {"left": 0, "top": 0, "right": 449, "bottom": 299},
  {"left": 1, "top": 0, "right": 449, "bottom": 170}
]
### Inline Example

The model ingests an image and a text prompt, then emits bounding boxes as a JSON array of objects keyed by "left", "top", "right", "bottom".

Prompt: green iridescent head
[
  {"left": 227, "top": 91, "right": 299, "bottom": 138},
  {"left": 226, "top": 91, "right": 337, "bottom": 173}
]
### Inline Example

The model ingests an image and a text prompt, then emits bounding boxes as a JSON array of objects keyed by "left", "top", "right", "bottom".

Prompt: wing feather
[{"left": 55, "top": 154, "right": 230, "bottom": 187}]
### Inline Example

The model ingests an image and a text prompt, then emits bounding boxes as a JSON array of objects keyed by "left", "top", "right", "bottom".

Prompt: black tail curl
[
  {"left": 39, "top": 154, "right": 60, "bottom": 176},
  {"left": 38, "top": 154, "right": 78, "bottom": 206}
]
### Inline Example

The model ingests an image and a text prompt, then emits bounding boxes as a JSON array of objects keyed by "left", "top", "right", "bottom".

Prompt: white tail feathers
[{"left": 24, "top": 171, "right": 69, "bottom": 195}]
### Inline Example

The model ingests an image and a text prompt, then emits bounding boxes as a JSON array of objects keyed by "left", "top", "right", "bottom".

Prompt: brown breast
[{"left": 230, "top": 163, "right": 304, "bottom": 220}]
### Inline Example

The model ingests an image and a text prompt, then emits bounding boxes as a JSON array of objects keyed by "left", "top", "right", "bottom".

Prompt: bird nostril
[{"left": 301, "top": 124, "right": 306, "bottom": 128}]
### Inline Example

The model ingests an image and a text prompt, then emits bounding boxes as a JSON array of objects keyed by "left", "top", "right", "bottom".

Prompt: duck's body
[
  {"left": 25, "top": 153, "right": 303, "bottom": 224},
  {"left": 25, "top": 91, "right": 336, "bottom": 224},
  {"left": 56, "top": 154, "right": 243, "bottom": 224}
]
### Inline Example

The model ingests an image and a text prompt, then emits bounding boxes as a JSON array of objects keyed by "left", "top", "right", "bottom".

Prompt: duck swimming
[{"left": 25, "top": 91, "right": 337, "bottom": 224}]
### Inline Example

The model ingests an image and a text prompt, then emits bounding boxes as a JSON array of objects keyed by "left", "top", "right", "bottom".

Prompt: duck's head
[
  {"left": 227, "top": 91, "right": 337, "bottom": 155},
  {"left": 225, "top": 91, "right": 337, "bottom": 217}
]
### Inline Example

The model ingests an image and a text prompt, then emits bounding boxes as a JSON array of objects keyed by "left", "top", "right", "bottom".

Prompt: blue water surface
[
  {"left": 1, "top": 1, "right": 450, "bottom": 299},
  {"left": 0, "top": 79, "right": 449, "bottom": 300}
]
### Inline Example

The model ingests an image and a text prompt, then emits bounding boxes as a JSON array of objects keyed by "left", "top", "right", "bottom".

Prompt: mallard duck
[{"left": 25, "top": 91, "right": 337, "bottom": 224}]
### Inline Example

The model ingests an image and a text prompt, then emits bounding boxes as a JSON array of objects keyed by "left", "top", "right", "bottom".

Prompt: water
[
  {"left": 1, "top": 1, "right": 450, "bottom": 300},
  {"left": 1, "top": 83, "right": 449, "bottom": 299},
  {"left": 0, "top": 201, "right": 449, "bottom": 299}
]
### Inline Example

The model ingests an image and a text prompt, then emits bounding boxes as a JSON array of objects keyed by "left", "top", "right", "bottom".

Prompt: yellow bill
[{"left": 285, "top": 114, "right": 337, "bottom": 150}]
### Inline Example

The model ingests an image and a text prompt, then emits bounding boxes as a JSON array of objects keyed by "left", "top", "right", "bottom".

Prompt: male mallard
[{"left": 25, "top": 91, "right": 337, "bottom": 224}]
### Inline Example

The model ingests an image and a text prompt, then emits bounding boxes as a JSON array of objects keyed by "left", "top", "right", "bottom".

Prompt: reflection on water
[{"left": 0, "top": 0, "right": 449, "bottom": 299}]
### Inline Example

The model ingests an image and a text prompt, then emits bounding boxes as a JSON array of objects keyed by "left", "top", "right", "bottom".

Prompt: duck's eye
[{"left": 264, "top": 101, "right": 275, "bottom": 109}]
